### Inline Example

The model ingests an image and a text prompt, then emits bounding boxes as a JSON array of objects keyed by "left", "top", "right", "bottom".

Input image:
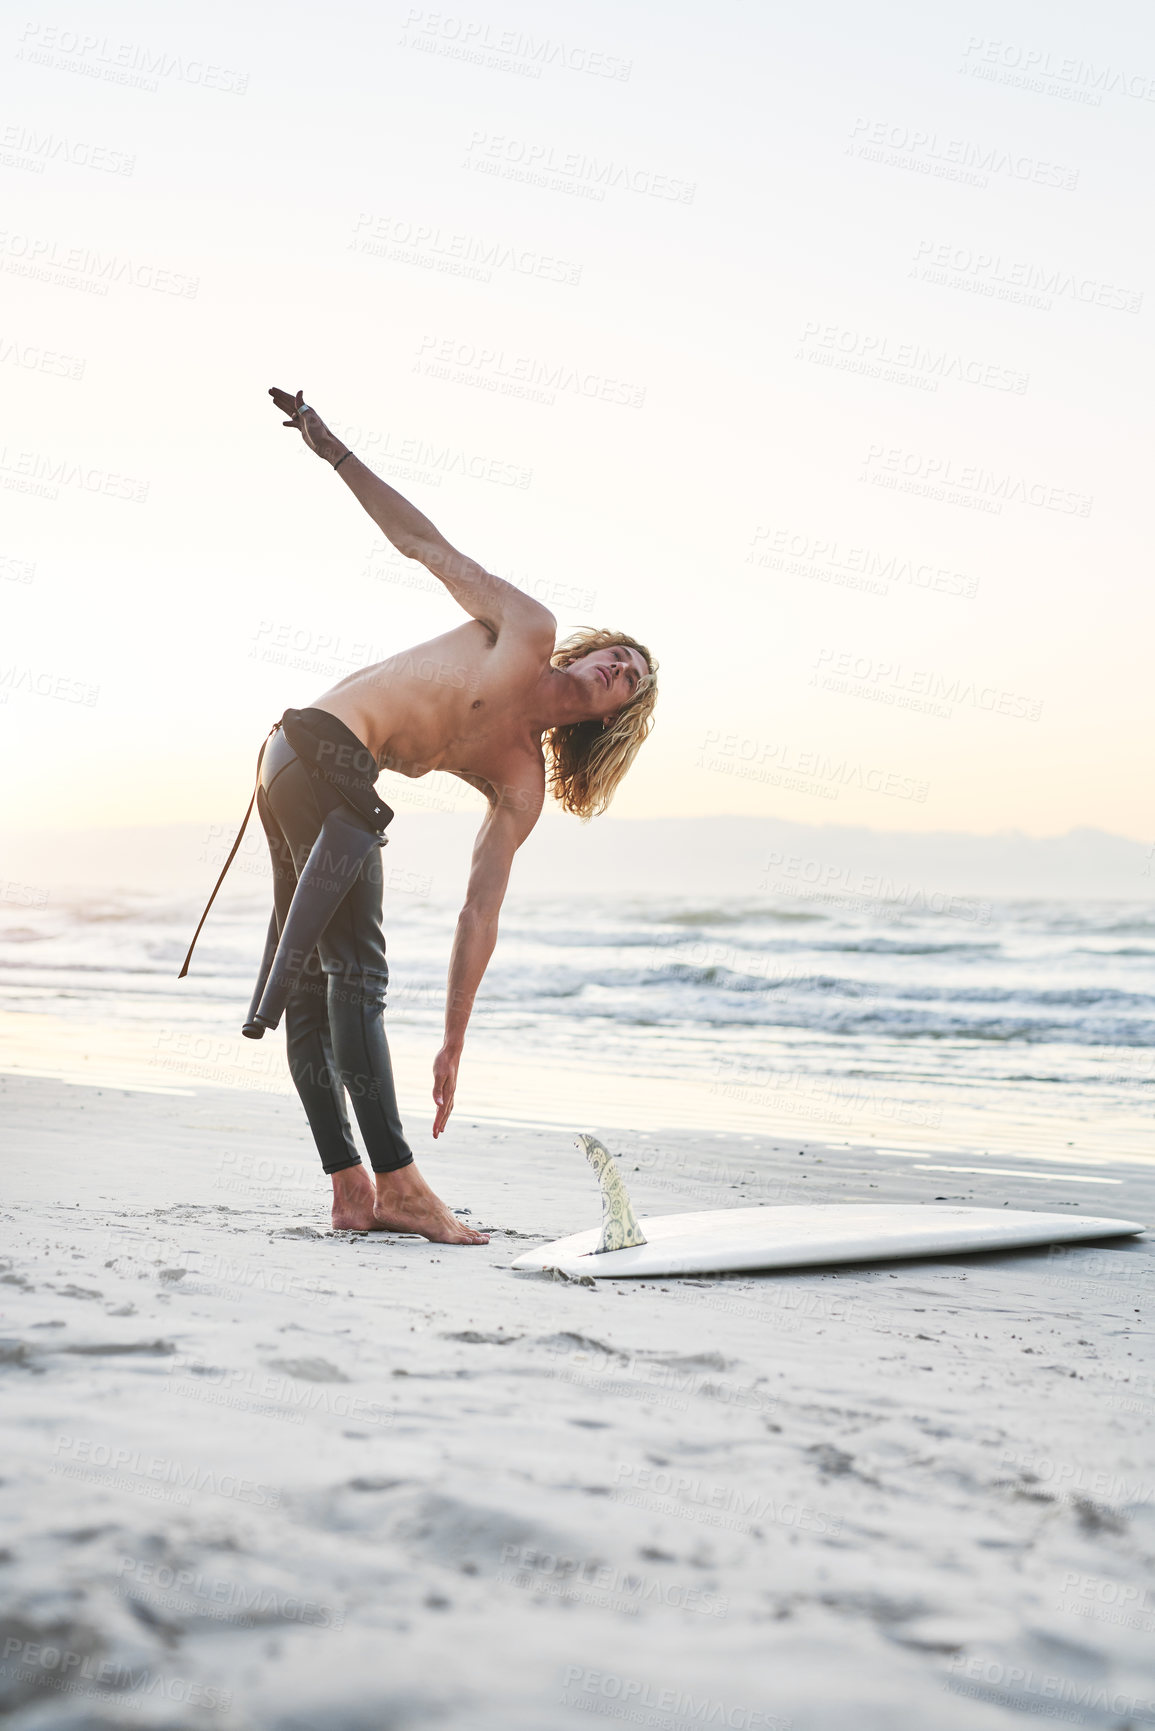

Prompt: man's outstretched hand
[
  {"left": 432, "top": 1043, "right": 460, "bottom": 1138},
  {"left": 268, "top": 386, "right": 347, "bottom": 466}
]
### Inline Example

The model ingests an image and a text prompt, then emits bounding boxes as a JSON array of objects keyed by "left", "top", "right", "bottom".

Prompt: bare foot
[
  {"left": 373, "top": 1163, "right": 489, "bottom": 1245},
  {"left": 330, "top": 1166, "right": 382, "bottom": 1232}
]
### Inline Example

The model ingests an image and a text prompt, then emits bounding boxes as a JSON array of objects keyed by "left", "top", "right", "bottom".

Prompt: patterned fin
[{"left": 577, "top": 1133, "right": 648, "bottom": 1254}]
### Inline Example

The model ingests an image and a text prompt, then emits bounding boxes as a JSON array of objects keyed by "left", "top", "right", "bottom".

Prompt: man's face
[{"left": 573, "top": 643, "right": 649, "bottom": 721}]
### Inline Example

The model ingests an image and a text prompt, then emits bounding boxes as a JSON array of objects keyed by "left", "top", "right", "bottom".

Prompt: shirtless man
[{"left": 259, "top": 387, "right": 658, "bottom": 1244}]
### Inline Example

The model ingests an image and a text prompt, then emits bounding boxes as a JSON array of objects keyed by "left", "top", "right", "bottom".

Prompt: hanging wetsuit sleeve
[{"left": 177, "top": 722, "right": 280, "bottom": 980}]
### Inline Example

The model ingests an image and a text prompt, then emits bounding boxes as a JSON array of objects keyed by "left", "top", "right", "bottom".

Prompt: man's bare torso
[{"left": 307, "top": 619, "right": 550, "bottom": 819}]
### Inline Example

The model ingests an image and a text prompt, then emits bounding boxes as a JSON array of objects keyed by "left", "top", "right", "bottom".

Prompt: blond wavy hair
[{"left": 544, "top": 628, "right": 658, "bottom": 820}]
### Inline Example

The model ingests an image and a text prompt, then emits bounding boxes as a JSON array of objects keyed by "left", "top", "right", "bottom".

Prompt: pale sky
[{"left": 2, "top": 0, "right": 1152, "bottom": 837}]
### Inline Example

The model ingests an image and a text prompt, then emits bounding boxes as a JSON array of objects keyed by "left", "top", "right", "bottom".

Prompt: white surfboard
[{"left": 509, "top": 1136, "right": 1145, "bottom": 1280}]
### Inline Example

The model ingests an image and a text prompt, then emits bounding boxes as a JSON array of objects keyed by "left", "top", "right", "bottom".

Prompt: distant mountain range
[{"left": 4, "top": 815, "right": 1152, "bottom": 903}]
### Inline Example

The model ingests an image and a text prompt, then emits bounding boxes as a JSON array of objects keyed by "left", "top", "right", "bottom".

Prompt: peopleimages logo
[
  {"left": 51, "top": 1435, "right": 281, "bottom": 1507},
  {"left": 0, "top": 229, "right": 199, "bottom": 297},
  {"left": 848, "top": 116, "right": 1079, "bottom": 189},
  {"left": 761, "top": 851, "right": 991, "bottom": 924},
  {"left": 796, "top": 320, "right": 1028, "bottom": 394},
  {"left": 399, "top": 10, "right": 632, "bottom": 81},
  {"left": 945, "top": 1653, "right": 1155, "bottom": 1721},
  {"left": 0, "top": 122, "right": 135, "bottom": 176},
  {"left": 698, "top": 729, "right": 930, "bottom": 803},
  {"left": 860, "top": 443, "right": 1092, "bottom": 517},
  {"left": 115, "top": 1556, "right": 344, "bottom": 1628},
  {"left": 999, "top": 1446, "right": 1153, "bottom": 1506},
  {"left": 501, "top": 1547, "right": 729, "bottom": 1616},
  {"left": 747, "top": 526, "right": 979, "bottom": 600},
  {"left": 558, "top": 1668, "right": 790, "bottom": 1729},
  {"left": 0, "top": 446, "right": 147, "bottom": 502},
  {"left": 464, "top": 130, "right": 695, "bottom": 202},
  {"left": 959, "top": 37, "right": 1155, "bottom": 103},
  {"left": 350, "top": 212, "right": 582, "bottom": 287},
  {"left": 415, "top": 334, "right": 646, "bottom": 408},
  {"left": 811, "top": 647, "right": 1044, "bottom": 721},
  {"left": 912, "top": 239, "right": 1142, "bottom": 314},
  {"left": 613, "top": 1462, "right": 844, "bottom": 1536},
  {"left": 15, "top": 22, "right": 249, "bottom": 94},
  {"left": 0, "top": 1639, "right": 232, "bottom": 1711}
]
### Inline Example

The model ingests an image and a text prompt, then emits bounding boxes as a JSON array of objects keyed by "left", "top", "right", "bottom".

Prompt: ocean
[{"left": 1, "top": 875, "right": 1151, "bottom": 1168}]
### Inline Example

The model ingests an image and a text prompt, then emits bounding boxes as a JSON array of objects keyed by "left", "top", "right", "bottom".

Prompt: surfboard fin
[{"left": 577, "top": 1133, "right": 648, "bottom": 1254}]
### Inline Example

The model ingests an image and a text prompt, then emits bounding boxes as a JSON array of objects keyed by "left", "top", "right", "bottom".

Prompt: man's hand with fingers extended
[
  {"left": 268, "top": 385, "right": 349, "bottom": 467},
  {"left": 432, "top": 1042, "right": 460, "bottom": 1138}
]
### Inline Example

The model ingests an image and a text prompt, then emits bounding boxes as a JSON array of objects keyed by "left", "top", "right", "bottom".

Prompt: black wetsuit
[{"left": 181, "top": 708, "right": 414, "bottom": 1175}]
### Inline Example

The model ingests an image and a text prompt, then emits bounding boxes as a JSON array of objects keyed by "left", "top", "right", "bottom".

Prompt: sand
[{"left": 1, "top": 1069, "right": 1152, "bottom": 1731}]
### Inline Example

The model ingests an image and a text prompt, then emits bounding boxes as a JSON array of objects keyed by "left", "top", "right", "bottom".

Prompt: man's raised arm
[{"left": 269, "top": 387, "right": 553, "bottom": 638}]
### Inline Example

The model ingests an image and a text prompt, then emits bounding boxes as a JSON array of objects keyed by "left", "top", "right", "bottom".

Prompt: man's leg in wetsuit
[
  {"left": 257, "top": 730, "right": 487, "bottom": 1243},
  {"left": 256, "top": 779, "right": 370, "bottom": 1230}
]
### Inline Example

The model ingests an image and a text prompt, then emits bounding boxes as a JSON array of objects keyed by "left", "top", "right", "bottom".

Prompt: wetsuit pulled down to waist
[{"left": 254, "top": 712, "right": 412, "bottom": 1175}]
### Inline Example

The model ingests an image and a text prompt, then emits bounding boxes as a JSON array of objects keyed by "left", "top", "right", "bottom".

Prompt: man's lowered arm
[{"left": 433, "top": 793, "right": 540, "bottom": 1137}]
